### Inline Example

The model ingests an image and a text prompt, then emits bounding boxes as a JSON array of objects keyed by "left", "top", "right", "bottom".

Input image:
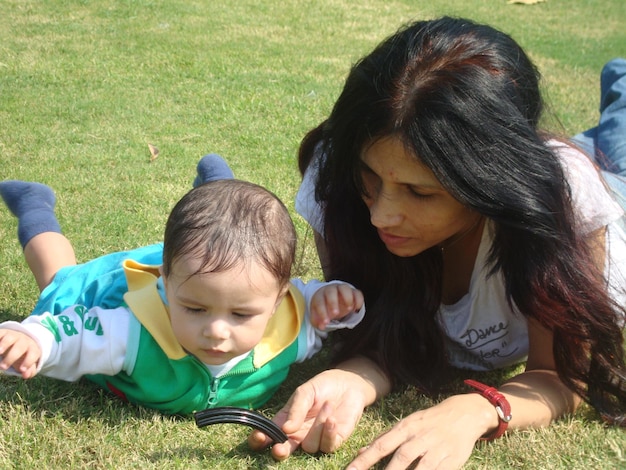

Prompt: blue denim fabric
[{"left": 572, "top": 58, "right": 626, "bottom": 204}]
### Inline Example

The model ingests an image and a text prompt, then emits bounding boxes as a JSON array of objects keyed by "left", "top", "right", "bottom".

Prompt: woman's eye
[
  {"left": 408, "top": 187, "right": 433, "bottom": 199},
  {"left": 360, "top": 169, "right": 379, "bottom": 199}
]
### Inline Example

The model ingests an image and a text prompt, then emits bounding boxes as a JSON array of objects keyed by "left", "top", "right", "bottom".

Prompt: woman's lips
[{"left": 377, "top": 229, "right": 411, "bottom": 247}]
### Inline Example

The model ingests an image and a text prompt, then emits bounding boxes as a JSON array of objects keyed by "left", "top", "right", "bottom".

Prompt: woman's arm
[
  {"left": 248, "top": 355, "right": 391, "bottom": 460},
  {"left": 482, "top": 225, "right": 602, "bottom": 431},
  {"left": 283, "top": 220, "right": 598, "bottom": 468},
  {"left": 499, "top": 317, "right": 581, "bottom": 429},
  {"left": 345, "top": 315, "right": 583, "bottom": 470}
]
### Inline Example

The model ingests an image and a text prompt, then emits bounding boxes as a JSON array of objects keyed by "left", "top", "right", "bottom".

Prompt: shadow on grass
[
  {"left": 0, "top": 333, "right": 334, "bottom": 468},
  {"left": 0, "top": 308, "right": 160, "bottom": 427},
  {"left": 0, "top": 307, "right": 26, "bottom": 323},
  {"left": 146, "top": 440, "right": 279, "bottom": 468},
  {"left": 0, "top": 373, "right": 178, "bottom": 425}
]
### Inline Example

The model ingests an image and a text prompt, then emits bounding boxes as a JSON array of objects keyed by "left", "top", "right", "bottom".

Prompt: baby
[{"left": 0, "top": 157, "right": 364, "bottom": 414}]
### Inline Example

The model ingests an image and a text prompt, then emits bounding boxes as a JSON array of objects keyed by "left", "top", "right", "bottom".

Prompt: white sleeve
[
  {"left": 290, "top": 278, "right": 365, "bottom": 362},
  {"left": 295, "top": 149, "right": 326, "bottom": 235},
  {"left": 549, "top": 140, "right": 624, "bottom": 234},
  {"left": 0, "top": 305, "right": 131, "bottom": 381}
]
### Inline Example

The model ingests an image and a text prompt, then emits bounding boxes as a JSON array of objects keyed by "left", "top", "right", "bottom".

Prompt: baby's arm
[
  {"left": 309, "top": 283, "right": 364, "bottom": 330},
  {"left": 0, "top": 305, "right": 131, "bottom": 382},
  {"left": 0, "top": 327, "right": 42, "bottom": 379},
  {"left": 291, "top": 278, "right": 366, "bottom": 362}
]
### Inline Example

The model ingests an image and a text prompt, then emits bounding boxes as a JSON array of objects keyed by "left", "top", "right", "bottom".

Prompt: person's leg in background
[{"left": 572, "top": 58, "right": 626, "bottom": 202}]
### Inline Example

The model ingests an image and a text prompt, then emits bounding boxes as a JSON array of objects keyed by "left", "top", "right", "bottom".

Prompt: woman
[{"left": 249, "top": 17, "right": 626, "bottom": 469}]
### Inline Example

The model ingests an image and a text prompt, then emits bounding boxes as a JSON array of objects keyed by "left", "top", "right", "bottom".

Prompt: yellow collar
[{"left": 122, "top": 259, "right": 305, "bottom": 366}]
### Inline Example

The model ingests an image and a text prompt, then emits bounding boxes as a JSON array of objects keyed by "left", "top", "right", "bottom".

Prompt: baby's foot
[
  {"left": 193, "top": 154, "right": 234, "bottom": 187},
  {"left": 0, "top": 181, "right": 56, "bottom": 217}
]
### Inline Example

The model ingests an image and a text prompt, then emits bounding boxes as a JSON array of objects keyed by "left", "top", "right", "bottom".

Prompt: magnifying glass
[{"left": 194, "top": 406, "right": 288, "bottom": 444}]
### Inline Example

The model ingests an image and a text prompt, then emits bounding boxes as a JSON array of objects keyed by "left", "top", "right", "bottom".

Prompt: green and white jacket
[{"left": 1, "top": 260, "right": 364, "bottom": 415}]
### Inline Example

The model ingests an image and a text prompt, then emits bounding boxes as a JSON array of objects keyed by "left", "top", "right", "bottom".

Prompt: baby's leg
[
  {"left": 0, "top": 181, "right": 76, "bottom": 291},
  {"left": 24, "top": 233, "right": 76, "bottom": 292},
  {"left": 193, "top": 153, "right": 234, "bottom": 187}
]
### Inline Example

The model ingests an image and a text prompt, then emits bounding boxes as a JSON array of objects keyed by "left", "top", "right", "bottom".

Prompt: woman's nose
[{"left": 368, "top": 190, "right": 403, "bottom": 228}]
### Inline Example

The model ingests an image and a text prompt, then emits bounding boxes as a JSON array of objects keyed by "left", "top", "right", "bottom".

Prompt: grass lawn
[{"left": 1, "top": 0, "right": 625, "bottom": 468}]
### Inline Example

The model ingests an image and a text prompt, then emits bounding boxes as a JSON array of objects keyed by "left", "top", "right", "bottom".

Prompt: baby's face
[{"left": 161, "top": 255, "right": 284, "bottom": 365}]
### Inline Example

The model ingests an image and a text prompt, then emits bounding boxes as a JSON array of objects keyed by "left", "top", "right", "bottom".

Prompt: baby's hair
[{"left": 162, "top": 179, "right": 296, "bottom": 288}]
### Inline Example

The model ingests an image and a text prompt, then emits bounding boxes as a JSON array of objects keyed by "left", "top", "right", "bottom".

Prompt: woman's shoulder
[
  {"left": 295, "top": 147, "right": 326, "bottom": 233},
  {"left": 546, "top": 138, "right": 596, "bottom": 170},
  {"left": 546, "top": 139, "right": 624, "bottom": 233}
]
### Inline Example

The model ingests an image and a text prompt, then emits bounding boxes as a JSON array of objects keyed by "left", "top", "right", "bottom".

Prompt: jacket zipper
[{"left": 206, "top": 361, "right": 258, "bottom": 406}]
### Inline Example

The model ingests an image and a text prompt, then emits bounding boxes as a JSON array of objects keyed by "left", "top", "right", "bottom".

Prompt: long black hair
[{"left": 299, "top": 17, "right": 626, "bottom": 424}]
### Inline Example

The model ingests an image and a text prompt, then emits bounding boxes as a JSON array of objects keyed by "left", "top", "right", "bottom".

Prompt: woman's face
[{"left": 360, "top": 136, "right": 481, "bottom": 257}]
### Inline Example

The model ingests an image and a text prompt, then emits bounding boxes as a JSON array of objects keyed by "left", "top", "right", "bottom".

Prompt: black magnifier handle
[{"left": 194, "top": 406, "right": 288, "bottom": 443}]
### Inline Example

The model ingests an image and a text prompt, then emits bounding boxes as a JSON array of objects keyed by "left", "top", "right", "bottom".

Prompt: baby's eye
[{"left": 185, "top": 306, "right": 205, "bottom": 314}]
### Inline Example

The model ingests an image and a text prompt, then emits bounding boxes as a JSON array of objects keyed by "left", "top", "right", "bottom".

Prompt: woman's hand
[
  {"left": 345, "top": 393, "right": 495, "bottom": 470},
  {"left": 248, "top": 357, "right": 390, "bottom": 460},
  {"left": 346, "top": 365, "right": 581, "bottom": 469},
  {"left": 248, "top": 368, "right": 367, "bottom": 459}
]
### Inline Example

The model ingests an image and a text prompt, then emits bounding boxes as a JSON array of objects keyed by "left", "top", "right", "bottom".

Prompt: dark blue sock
[
  {"left": 0, "top": 180, "right": 61, "bottom": 249},
  {"left": 193, "top": 154, "right": 234, "bottom": 188}
]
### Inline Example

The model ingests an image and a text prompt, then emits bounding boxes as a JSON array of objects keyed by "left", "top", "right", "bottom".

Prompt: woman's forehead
[{"left": 361, "top": 136, "right": 442, "bottom": 188}]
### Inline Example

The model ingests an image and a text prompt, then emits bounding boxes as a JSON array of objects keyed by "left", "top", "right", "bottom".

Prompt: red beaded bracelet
[{"left": 464, "top": 379, "right": 512, "bottom": 441}]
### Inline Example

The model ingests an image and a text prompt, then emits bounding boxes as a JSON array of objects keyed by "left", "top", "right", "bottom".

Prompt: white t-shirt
[{"left": 295, "top": 140, "right": 626, "bottom": 371}]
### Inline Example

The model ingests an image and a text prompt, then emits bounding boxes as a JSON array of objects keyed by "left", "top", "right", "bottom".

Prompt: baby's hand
[
  {"left": 0, "top": 328, "right": 41, "bottom": 379},
  {"left": 310, "top": 283, "right": 364, "bottom": 330}
]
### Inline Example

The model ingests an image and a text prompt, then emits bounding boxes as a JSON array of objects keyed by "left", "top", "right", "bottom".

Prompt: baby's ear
[
  {"left": 271, "top": 284, "right": 290, "bottom": 315},
  {"left": 158, "top": 265, "right": 167, "bottom": 286}
]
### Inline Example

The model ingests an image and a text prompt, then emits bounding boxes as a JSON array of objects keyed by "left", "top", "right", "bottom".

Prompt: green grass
[{"left": 1, "top": 0, "right": 625, "bottom": 468}]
